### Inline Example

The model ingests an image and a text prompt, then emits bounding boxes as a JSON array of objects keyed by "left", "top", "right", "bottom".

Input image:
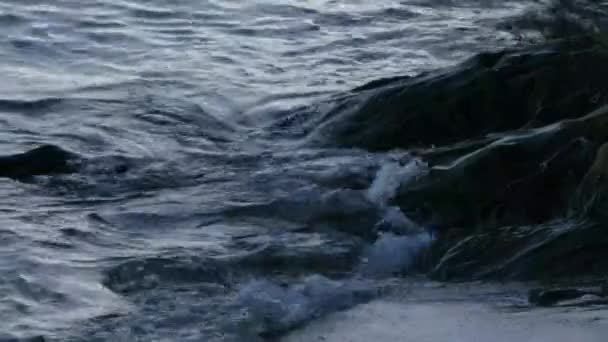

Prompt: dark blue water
[{"left": 0, "top": 0, "right": 571, "bottom": 340}]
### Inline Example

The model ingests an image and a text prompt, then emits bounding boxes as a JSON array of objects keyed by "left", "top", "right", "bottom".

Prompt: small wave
[
  {"left": 85, "top": 30, "right": 145, "bottom": 45},
  {"left": 231, "top": 275, "right": 377, "bottom": 338},
  {"left": 0, "top": 12, "right": 29, "bottom": 26},
  {"left": 1, "top": 264, "right": 127, "bottom": 339},
  {"left": 313, "top": 11, "right": 376, "bottom": 27},
  {"left": 226, "top": 19, "right": 320, "bottom": 37},
  {"left": 75, "top": 18, "right": 127, "bottom": 29},
  {"left": 0, "top": 97, "right": 62, "bottom": 113},
  {"left": 499, "top": 0, "right": 606, "bottom": 39},
  {"left": 103, "top": 256, "right": 229, "bottom": 293},
  {"left": 352, "top": 75, "right": 413, "bottom": 92},
  {"left": 377, "top": 7, "right": 419, "bottom": 20},
  {"left": 246, "top": 3, "right": 319, "bottom": 17},
  {"left": 133, "top": 97, "right": 239, "bottom": 144},
  {"left": 111, "top": 1, "right": 182, "bottom": 20},
  {"left": 128, "top": 7, "right": 179, "bottom": 20},
  {"left": 225, "top": 231, "right": 363, "bottom": 274}
]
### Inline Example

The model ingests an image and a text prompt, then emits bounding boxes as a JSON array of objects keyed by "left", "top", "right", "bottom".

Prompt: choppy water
[{"left": 0, "top": 0, "right": 585, "bottom": 340}]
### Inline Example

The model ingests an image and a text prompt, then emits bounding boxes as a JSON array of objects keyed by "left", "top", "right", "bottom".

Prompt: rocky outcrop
[
  {"left": 309, "top": 34, "right": 608, "bottom": 282},
  {"left": 424, "top": 121, "right": 608, "bottom": 281},
  {"left": 396, "top": 103, "right": 608, "bottom": 229},
  {"left": 397, "top": 131, "right": 596, "bottom": 230},
  {"left": 430, "top": 219, "right": 608, "bottom": 280},
  {"left": 307, "top": 35, "right": 608, "bottom": 151}
]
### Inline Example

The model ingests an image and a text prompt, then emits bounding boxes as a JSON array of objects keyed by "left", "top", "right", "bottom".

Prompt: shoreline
[{"left": 283, "top": 280, "right": 608, "bottom": 342}]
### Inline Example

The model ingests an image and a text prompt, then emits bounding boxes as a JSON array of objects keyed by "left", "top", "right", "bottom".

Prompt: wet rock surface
[
  {"left": 0, "top": 144, "right": 79, "bottom": 180},
  {"left": 528, "top": 286, "right": 605, "bottom": 307},
  {"left": 315, "top": 34, "right": 608, "bottom": 285},
  {"left": 306, "top": 35, "right": 608, "bottom": 151},
  {"left": 430, "top": 220, "right": 608, "bottom": 280}
]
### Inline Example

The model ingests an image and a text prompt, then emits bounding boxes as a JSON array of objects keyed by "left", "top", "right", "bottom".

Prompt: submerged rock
[
  {"left": 528, "top": 287, "right": 604, "bottom": 307},
  {"left": 0, "top": 144, "right": 78, "bottom": 180},
  {"left": 0, "top": 336, "right": 46, "bottom": 342},
  {"left": 423, "top": 106, "right": 608, "bottom": 280}
]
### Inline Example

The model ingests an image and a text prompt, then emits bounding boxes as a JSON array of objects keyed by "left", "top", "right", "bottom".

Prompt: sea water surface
[{"left": 0, "top": 0, "right": 589, "bottom": 340}]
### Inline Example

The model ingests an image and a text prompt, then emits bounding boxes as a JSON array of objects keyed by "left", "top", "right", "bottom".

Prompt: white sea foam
[
  {"left": 359, "top": 231, "right": 433, "bottom": 278},
  {"left": 366, "top": 158, "right": 428, "bottom": 208},
  {"left": 232, "top": 275, "right": 376, "bottom": 338}
]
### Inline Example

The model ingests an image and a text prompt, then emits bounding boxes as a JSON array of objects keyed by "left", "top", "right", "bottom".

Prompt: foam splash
[
  {"left": 362, "top": 156, "right": 433, "bottom": 276},
  {"left": 232, "top": 275, "right": 376, "bottom": 338},
  {"left": 501, "top": 0, "right": 606, "bottom": 40},
  {"left": 366, "top": 158, "right": 427, "bottom": 208},
  {"left": 229, "top": 157, "right": 432, "bottom": 338},
  {"left": 374, "top": 205, "right": 424, "bottom": 235},
  {"left": 359, "top": 231, "right": 433, "bottom": 278}
]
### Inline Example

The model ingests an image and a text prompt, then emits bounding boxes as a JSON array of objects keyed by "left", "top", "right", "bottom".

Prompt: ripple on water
[{"left": 0, "top": 0, "right": 560, "bottom": 340}]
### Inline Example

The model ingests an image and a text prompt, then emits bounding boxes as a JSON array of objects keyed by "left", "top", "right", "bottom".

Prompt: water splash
[
  {"left": 374, "top": 205, "right": 424, "bottom": 235},
  {"left": 232, "top": 275, "right": 376, "bottom": 338},
  {"left": 359, "top": 232, "right": 434, "bottom": 278},
  {"left": 366, "top": 158, "right": 428, "bottom": 208}
]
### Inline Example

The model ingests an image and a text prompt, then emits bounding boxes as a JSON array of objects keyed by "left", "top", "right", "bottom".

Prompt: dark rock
[
  {"left": 499, "top": 0, "right": 606, "bottom": 40},
  {"left": 344, "top": 36, "right": 608, "bottom": 281},
  {"left": 0, "top": 144, "right": 78, "bottom": 180},
  {"left": 572, "top": 141, "right": 608, "bottom": 219},
  {"left": 396, "top": 106, "right": 605, "bottom": 231},
  {"left": 305, "top": 35, "right": 608, "bottom": 150},
  {"left": 273, "top": 34, "right": 608, "bottom": 282},
  {"left": 227, "top": 231, "right": 363, "bottom": 275},
  {"left": 430, "top": 220, "right": 608, "bottom": 280},
  {"left": 425, "top": 126, "right": 608, "bottom": 280},
  {"left": 529, "top": 288, "right": 594, "bottom": 306},
  {"left": 224, "top": 188, "right": 381, "bottom": 239},
  {"left": 0, "top": 336, "right": 45, "bottom": 342}
]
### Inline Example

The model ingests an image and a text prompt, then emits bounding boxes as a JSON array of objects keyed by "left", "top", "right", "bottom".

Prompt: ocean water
[{"left": 0, "top": 0, "right": 594, "bottom": 340}]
